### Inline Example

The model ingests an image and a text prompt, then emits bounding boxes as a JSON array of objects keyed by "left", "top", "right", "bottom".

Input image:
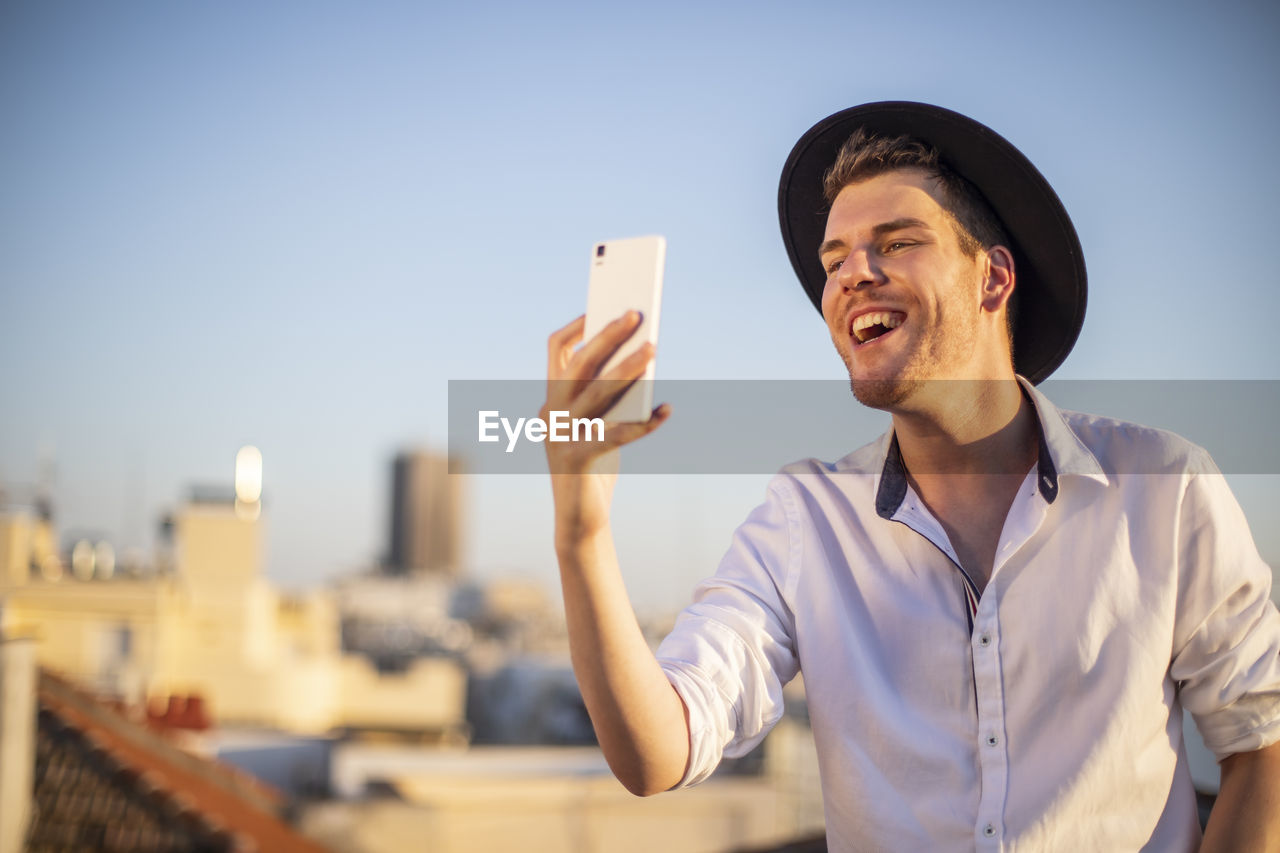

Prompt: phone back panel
[{"left": 584, "top": 235, "right": 666, "bottom": 422}]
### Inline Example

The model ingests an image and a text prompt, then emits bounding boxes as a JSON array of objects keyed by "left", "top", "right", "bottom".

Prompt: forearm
[
  {"left": 556, "top": 520, "right": 690, "bottom": 796},
  {"left": 542, "top": 313, "right": 685, "bottom": 795},
  {"left": 1201, "top": 740, "right": 1280, "bottom": 852}
]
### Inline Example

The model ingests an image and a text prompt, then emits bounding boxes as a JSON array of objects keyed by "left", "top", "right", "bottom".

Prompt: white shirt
[{"left": 656, "top": 380, "right": 1280, "bottom": 852}]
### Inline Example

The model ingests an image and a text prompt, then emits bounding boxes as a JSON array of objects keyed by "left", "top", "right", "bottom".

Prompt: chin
[
  {"left": 838, "top": 346, "right": 920, "bottom": 411},
  {"left": 849, "top": 377, "right": 922, "bottom": 411}
]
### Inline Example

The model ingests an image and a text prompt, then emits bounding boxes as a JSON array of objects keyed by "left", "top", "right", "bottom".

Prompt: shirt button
[
  {"left": 986, "top": 734, "right": 999, "bottom": 747},
  {"left": 978, "top": 634, "right": 991, "bottom": 647},
  {"left": 983, "top": 823, "right": 996, "bottom": 838}
]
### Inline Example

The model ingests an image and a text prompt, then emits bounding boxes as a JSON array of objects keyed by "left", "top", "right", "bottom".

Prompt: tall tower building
[{"left": 386, "top": 451, "right": 463, "bottom": 577}]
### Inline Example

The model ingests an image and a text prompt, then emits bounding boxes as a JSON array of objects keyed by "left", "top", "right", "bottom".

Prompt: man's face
[{"left": 819, "top": 168, "right": 997, "bottom": 410}]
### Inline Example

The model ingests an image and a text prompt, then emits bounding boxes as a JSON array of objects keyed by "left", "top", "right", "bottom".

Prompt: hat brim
[{"left": 777, "top": 101, "right": 1086, "bottom": 384}]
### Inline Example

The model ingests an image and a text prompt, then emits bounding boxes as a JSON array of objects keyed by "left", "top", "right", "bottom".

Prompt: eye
[{"left": 824, "top": 258, "right": 845, "bottom": 276}]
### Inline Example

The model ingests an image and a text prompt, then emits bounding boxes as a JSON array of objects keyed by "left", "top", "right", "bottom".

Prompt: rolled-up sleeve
[
  {"left": 1171, "top": 453, "right": 1280, "bottom": 759},
  {"left": 656, "top": 478, "right": 802, "bottom": 788}
]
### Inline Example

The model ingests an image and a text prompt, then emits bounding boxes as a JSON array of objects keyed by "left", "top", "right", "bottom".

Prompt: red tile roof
[{"left": 31, "top": 671, "right": 331, "bottom": 853}]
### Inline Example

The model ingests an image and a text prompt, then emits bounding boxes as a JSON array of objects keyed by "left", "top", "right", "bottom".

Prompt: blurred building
[
  {"left": 300, "top": 699, "right": 826, "bottom": 853},
  {"left": 0, "top": 636, "right": 36, "bottom": 853},
  {"left": 0, "top": 507, "right": 59, "bottom": 586},
  {"left": 336, "top": 574, "right": 471, "bottom": 673},
  {"left": 0, "top": 450, "right": 467, "bottom": 740},
  {"left": 466, "top": 658, "right": 594, "bottom": 746},
  {"left": 0, "top": 447, "right": 839, "bottom": 852},
  {"left": 385, "top": 451, "right": 463, "bottom": 578}
]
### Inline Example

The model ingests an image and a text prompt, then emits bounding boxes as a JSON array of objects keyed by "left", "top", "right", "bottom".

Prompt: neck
[{"left": 890, "top": 377, "right": 1037, "bottom": 478}]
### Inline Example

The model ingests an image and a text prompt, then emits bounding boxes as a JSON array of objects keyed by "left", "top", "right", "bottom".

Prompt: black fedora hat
[{"left": 777, "top": 101, "right": 1086, "bottom": 384}]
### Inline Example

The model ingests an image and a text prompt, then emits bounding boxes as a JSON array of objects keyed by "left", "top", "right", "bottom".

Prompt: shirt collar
[{"left": 871, "top": 376, "right": 1110, "bottom": 519}]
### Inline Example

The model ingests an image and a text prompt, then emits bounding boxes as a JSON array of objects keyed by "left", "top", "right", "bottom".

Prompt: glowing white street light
[{"left": 235, "top": 446, "right": 263, "bottom": 520}]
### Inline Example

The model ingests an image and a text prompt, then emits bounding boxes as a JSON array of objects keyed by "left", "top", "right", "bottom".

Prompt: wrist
[{"left": 555, "top": 520, "right": 609, "bottom": 560}]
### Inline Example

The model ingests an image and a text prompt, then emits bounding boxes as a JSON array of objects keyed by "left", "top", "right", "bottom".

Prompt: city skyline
[{"left": 2, "top": 1, "right": 1278, "bottom": 611}]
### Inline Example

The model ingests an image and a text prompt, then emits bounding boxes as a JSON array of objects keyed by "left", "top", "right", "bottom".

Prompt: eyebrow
[{"left": 818, "top": 217, "right": 933, "bottom": 259}]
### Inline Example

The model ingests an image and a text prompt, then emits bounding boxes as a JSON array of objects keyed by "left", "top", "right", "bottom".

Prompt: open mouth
[{"left": 850, "top": 310, "right": 904, "bottom": 345}]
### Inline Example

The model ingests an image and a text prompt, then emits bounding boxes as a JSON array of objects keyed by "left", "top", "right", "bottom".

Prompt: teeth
[{"left": 851, "top": 311, "right": 903, "bottom": 342}]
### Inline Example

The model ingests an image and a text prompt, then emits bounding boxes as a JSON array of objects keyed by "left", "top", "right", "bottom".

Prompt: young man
[{"left": 543, "top": 102, "right": 1280, "bottom": 851}]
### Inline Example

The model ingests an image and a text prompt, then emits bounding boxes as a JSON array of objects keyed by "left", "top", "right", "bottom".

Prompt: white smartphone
[{"left": 583, "top": 235, "right": 666, "bottom": 422}]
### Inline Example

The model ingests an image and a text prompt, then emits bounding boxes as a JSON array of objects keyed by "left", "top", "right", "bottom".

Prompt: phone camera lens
[{"left": 596, "top": 245, "right": 606, "bottom": 257}]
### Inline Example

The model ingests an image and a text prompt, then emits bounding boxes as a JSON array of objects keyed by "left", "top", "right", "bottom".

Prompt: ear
[{"left": 979, "top": 245, "right": 1015, "bottom": 315}]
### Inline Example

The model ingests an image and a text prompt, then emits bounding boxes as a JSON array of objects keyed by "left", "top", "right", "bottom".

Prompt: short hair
[
  {"left": 822, "top": 128, "right": 1017, "bottom": 345},
  {"left": 823, "top": 128, "right": 1010, "bottom": 256}
]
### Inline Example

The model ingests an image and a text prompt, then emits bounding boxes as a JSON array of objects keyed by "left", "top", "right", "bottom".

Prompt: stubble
[{"left": 836, "top": 273, "right": 980, "bottom": 412}]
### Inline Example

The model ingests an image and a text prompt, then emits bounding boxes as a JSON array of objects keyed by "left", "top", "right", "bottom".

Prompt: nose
[
  {"left": 835, "top": 248, "right": 883, "bottom": 291},
  {"left": 822, "top": 247, "right": 883, "bottom": 321}
]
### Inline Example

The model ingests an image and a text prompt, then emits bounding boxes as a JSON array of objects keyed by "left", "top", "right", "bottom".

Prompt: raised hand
[{"left": 543, "top": 311, "right": 670, "bottom": 478}]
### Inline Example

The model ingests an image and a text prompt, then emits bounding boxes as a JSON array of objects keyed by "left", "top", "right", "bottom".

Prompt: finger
[
  {"left": 598, "top": 341, "right": 654, "bottom": 383},
  {"left": 545, "top": 404, "right": 670, "bottom": 475},
  {"left": 541, "top": 374, "right": 634, "bottom": 427},
  {"left": 547, "top": 315, "right": 586, "bottom": 378},
  {"left": 571, "top": 343, "right": 654, "bottom": 420},
  {"left": 564, "top": 311, "right": 643, "bottom": 383},
  {"left": 572, "top": 378, "right": 639, "bottom": 422},
  {"left": 601, "top": 403, "right": 671, "bottom": 448}
]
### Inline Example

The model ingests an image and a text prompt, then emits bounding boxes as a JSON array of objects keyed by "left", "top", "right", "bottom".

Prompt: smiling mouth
[{"left": 850, "top": 311, "right": 904, "bottom": 344}]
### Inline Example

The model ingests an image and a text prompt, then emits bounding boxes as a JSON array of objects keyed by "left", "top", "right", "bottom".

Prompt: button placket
[{"left": 971, "top": 598, "right": 1008, "bottom": 850}]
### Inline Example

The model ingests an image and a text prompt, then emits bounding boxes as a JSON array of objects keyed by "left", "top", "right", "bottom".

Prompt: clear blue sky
[{"left": 2, "top": 1, "right": 1277, "bottom": 611}]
